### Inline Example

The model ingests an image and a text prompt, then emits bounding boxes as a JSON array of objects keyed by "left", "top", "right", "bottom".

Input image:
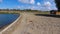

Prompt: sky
[{"left": 0, "top": 0, "right": 58, "bottom": 11}]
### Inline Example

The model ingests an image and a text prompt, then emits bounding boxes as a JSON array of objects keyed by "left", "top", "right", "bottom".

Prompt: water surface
[{"left": 0, "top": 14, "right": 20, "bottom": 28}]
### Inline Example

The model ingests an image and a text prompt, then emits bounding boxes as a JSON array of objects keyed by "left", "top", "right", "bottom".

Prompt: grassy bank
[
  {"left": 0, "top": 11, "right": 20, "bottom": 14},
  {"left": 0, "top": 12, "right": 18, "bottom": 14},
  {"left": 0, "top": 11, "right": 50, "bottom": 14}
]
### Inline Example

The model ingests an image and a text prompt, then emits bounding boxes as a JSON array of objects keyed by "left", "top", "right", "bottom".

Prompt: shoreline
[{"left": 0, "top": 14, "right": 21, "bottom": 34}]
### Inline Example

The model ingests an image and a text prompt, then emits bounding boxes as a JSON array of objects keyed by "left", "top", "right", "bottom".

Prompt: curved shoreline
[{"left": 0, "top": 14, "right": 21, "bottom": 34}]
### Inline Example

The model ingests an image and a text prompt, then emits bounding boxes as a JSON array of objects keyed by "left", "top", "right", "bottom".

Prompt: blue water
[{"left": 0, "top": 14, "right": 20, "bottom": 28}]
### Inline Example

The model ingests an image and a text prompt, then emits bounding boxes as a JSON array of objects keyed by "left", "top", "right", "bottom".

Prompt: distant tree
[
  {"left": 55, "top": 0, "right": 60, "bottom": 11},
  {"left": 50, "top": 10, "right": 57, "bottom": 14},
  {"left": 6, "top": 9, "right": 9, "bottom": 11},
  {"left": 0, "top": 9, "right": 1, "bottom": 11}
]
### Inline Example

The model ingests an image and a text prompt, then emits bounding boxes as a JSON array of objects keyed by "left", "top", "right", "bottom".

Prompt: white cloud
[
  {"left": 17, "top": 6, "right": 21, "bottom": 8},
  {"left": 44, "top": 1, "right": 51, "bottom": 7},
  {"left": 37, "top": 2, "right": 41, "bottom": 6},
  {"left": 30, "top": 0, "right": 35, "bottom": 4},
  {"left": 18, "top": 0, "right": 56, "bottom": 11},
  {"left": 18, "top": 0, "right": 35, "bottom": 4},
  {"left": 0, "top": 0, "right": 2, "bottom": 3},
  {"left": 43, "top": 1, "right": 51, "bottom": 11},
  {"left": 47, "top": 7, "right": 51, "bottom": 10},
  {"left": 40, "top": 7, "right": 51, "bottom": 11},
  {"left": 30, "top": 6, "right": 41, "bottom": 10},
  {"left": 17, "top": 5, "right": 24, "bottom": 9},
  {"left": 30, "top": 6, "right": 35, "bottom": 10},
  {"left": 18, "top": 0, "right": 29, "bottom": 3}
]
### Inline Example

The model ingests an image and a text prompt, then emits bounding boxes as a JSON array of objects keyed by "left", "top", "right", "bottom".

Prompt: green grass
[
  {"left": 0, "top": 12, "right": 19, "bottom": 14},
  {"left": 39, "top": 12, "right": 50, "bottom": 14},
  {"left": 0, "top": 11, "right": 20, "bottom": 14},
  {"left": 0, "top": 10, "right": 50, "bottom": 14}
]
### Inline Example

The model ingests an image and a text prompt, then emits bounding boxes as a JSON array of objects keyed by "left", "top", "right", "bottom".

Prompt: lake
[{"left": 0, "top": 14, "right": 20, "bottom": 28}]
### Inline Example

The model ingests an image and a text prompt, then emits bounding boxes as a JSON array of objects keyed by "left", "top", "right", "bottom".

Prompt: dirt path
[{"left": 3, "top": 12, "right": 60, "bottom": 34}]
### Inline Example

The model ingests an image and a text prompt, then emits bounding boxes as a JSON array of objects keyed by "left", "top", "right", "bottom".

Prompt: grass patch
[
  {"left": 0, "top": 10, "right": 50, "bottom": 14},
  {"left": 0, "top": 11, "right": 19, "bottom": 14}
]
